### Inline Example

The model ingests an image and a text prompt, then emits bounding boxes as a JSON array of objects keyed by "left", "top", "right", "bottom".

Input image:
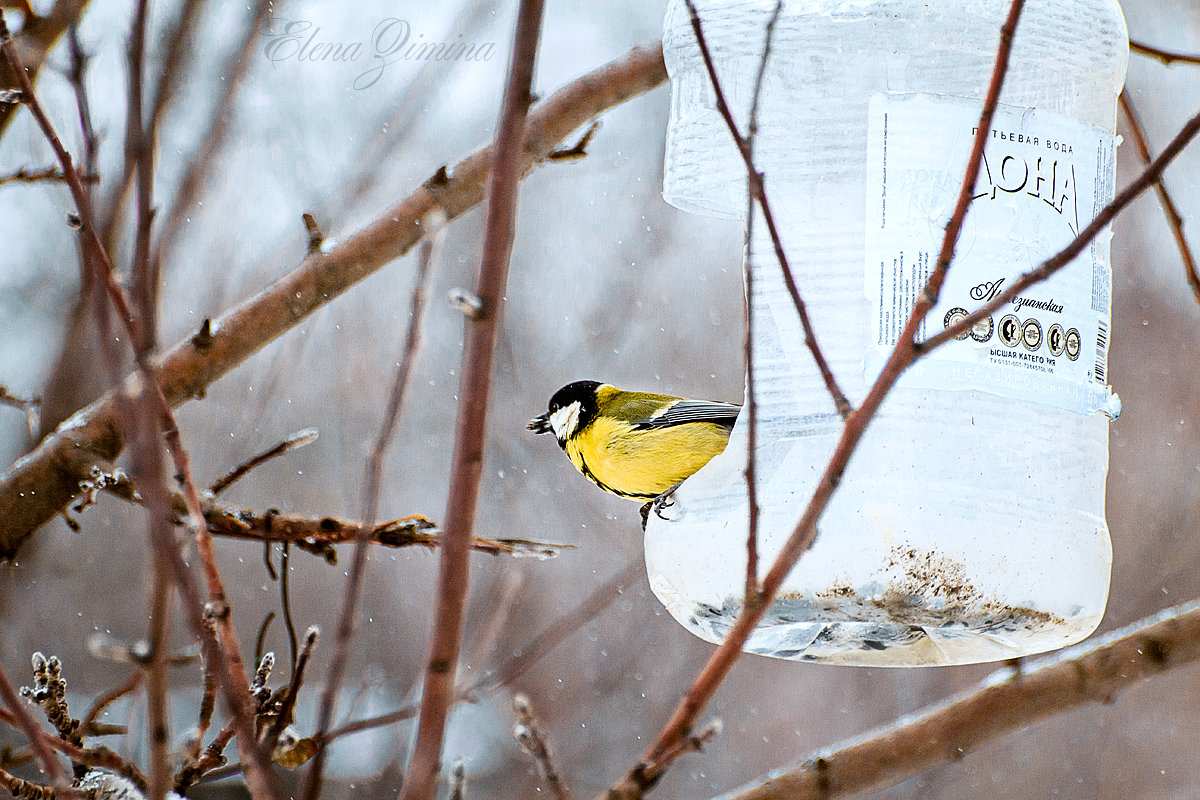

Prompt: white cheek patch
[{"left": 549, "top": 402, "right": 581, "bottom": 441}]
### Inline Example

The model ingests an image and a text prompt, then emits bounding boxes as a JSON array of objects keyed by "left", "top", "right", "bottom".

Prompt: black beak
[{"left": 528, "top": 414, "right": 552, "bottom": 434}]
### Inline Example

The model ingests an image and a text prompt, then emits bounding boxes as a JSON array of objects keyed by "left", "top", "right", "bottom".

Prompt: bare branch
[
  {"left": 1129, "top": 38, "right": 1200, "bottom": 67},
  {"left": 0, "top": 165, "right": 97, "bottom": 186},
  {"left": 723, "top": 600, "right": 1200, "bottom": 799},
  {"left": 681, "top": 0, "right": 851, "bottom": 420},
  {"left": 0, "top": 13, "right": 283, "bottom": 798},
  {"left": 741, "top": 0, "right": 781, "bottom": 607},
  {"left": 262, "top": 626, "right": 319, "bottom": 753},
  {"left": 1118, "top": 89, "right": 1200, "bottom": 306},
  {"left": 0, "top": 39, "right": 669, "bottom": 557},
  {"left": 922, "top": 100, "right": 1200, "bottom": 351},
  {"left": 512, "top": 694, "right": 572, "bottom": 800},
  {"left": 0, "top": 385, "right": 39, "bottom": 440},
  {"left": 0, "top": 0, "right": 89, "bottom": 137},
  {"left": 398, "top": 3, "right": 546, "bottom": 797},
  {"left": 0, "top": 658, "right": 67, "bottom": 787},
  {"left": 303, "top": 229, "right": 439, "bottom": 798},
  {"left": 209, "top": 427, "right": 319, "bottom": 496}
]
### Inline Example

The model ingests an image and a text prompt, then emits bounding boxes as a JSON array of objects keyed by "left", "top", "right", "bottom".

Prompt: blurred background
[{"left": 0, "top": 1, "right": 1198, "bottom": 798}]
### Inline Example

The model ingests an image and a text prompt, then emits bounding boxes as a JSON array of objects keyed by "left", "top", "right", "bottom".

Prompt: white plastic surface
[{"left": 651, "top": 0, "right": 1128, "bottom": 665}]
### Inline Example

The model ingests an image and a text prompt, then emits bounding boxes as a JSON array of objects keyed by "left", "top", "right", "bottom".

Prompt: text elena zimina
[{"left": 262, "top": 18, "right": 497, "bottom": 89}]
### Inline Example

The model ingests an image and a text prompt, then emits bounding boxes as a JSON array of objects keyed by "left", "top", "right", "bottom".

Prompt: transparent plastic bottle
[{"left": 649, "top": 0, "right": 1128, "bottom": 665}]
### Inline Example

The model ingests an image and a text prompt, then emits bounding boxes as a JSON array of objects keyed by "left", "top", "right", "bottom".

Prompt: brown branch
[
  {"left": 207, "top": 561, "right": 636, "bottom": 786},
  {"left": 209, "top": 427, "right": 319, "bottom": 496},
  {"left": 0, "top": 165, "right": 97, "bottom": 186},
  {"left": 0, "top": 708, "right": 148, "bottom": 789},
  {"left": 0, "top": 39, "right": 668, "bottom": 557},
  {"left": 1118, "top": 90, "right": 1200, "bottom": 306},
  {"left": 740, "top": 0, "right": 781, "bottom": 606},
  {"left": 92, "top": 468, "right": 571, "bottom": 560},
  {"left": 262, "top": 627, "right": 319, "bottom": 754},
  {"left": 1129, "top": 38, "right": 1200, "bottom": 67},
  {"left": 603, "top": 5, "right": 1029, "bottom": 797},
  {"left": 97, "top": 0, "right": 206, "bottom": 253},
  {"left": 512, "top": 694, "right": 572, "bottom": 800},
  {"left": 1, "top": 13, "right": 282, "bottom": 799},
  {"left": 126, "top": 0, "right": 156, "bottom": 356},
  {"left": 921, "top": 100, "right": 1200, "bottom": 352},
  {"left": 682, "top": 0, "right": 851, "bottom": 420},
  {"left": 0, "top": 12, "right": 139, "bottom": 343},
  {"left": 0, "top": 659, "right": 66, "bottom": 787},
  {"left": 302, "top": 231, "right": 439, "bottom": 799},
  {"left": 0, "top": 385, "right": 38, "bottom": 441},
  {"left": 121, "top": 6, "right": 172, "bottom": 797},
  {"left": 398, "top": 2, "right": 545, "bottom": 797},
  {"left": 322, "top": 559, "right": 641, "bottom": 743},
  {"left": 79, "top": 671, "right": 142, "bottom": 736},
  {"left": 0, "top": 767, "right": 54, "bottom": 800},
  {"left": 724, "top": 599, "right": 1200, "bottom": 799},
  {"left": 0, "top": 0, "right": 89, "bottom": 137},
  {"left": 149, "top": 0, "right": 273, "bottom": 272}
]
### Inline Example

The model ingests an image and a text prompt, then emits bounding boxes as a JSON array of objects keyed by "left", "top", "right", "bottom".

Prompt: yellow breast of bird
[{"left": 564, "top": 415, "right": 730, "bottom": 501}]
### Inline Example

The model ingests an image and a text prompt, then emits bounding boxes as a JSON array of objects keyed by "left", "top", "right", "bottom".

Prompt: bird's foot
[{"left": 640, "top": 482, "right": 683, "bottom": 530}]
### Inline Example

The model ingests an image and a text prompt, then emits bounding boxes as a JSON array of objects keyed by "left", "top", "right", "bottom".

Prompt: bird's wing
[{"left": 633, "top": 400, "right": 741, "bottom": 430}]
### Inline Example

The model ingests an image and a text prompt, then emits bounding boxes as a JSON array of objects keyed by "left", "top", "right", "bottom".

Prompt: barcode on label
[{"left": 1094, "top": 322, "right": 1108, "bottom": 383}]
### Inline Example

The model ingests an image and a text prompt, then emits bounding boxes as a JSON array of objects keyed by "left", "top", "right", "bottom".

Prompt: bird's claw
[{"left": 640, "top": 483, "right": 683, "bottom": 530}]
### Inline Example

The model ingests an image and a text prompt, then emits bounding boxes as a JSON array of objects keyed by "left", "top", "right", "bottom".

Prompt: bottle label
[{"left": 864, "top": 93, "right": 1120, "bottom": 417}]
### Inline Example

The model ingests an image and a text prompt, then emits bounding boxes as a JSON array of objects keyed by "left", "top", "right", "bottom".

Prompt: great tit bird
[{"left": 528, "top": 381, "right": 740, "bottom": 517}]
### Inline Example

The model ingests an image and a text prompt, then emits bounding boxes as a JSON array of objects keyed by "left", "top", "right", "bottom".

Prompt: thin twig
[
  {"left": 0, "top": 14, "right": 281, "bottom": 799},
  {"left": 279, "top": 543, "right": 299, "bottom": 675},
  {"left": 146, "top": 534, "right": 173, "bottom": 800},
  {"left": 262, "top": 626, "right": 319, "bottom": 754},
  {"left": 0, "top": 766, "right": 54, "bottom": 800},
  {"left": 0, "top": 40, "right": 667, "bottom": 554},
  {"left": 94, "top": 474, "right": 571, "bottom": 559},
  {"left": 0, "top": 385, "right": 39, "bottom": 440},
  {"left": 322, "top": 559, "right": 641, "bottom": 744},
  {"left": 512, "top": 694, "right": 572, "bottom": 800},
  {"left": 0, "top": 166, "right": 98, "bottom": 186},
  {"left": 122, "top": 5, "right": 172, "bottom": 796},
  {"left": 0, "top": 705, "right": 147, "bottom": 788},
  {"left": 80, "top": 671, "right": 142, "bottom": 736},
  {"left": 1118, "top": 90, "right": 1200, "bottom": 306},
  {"left": 724, "top": 599, "right": 1200, "bottom": 800},
  {"left": 209, "top": 428, "right": 319, "bottom": 496},
  {"left": 740, "top": 0, "right": 781, "bottom": 606},
  {"left": 921, "top": 102, "right": 1200, "bottom": 351},
  {"left": 98, "top": 0, "right": 207, "bottom": 253},
  {"left": 398, "top": 3, "right": 545, "bottom": 797},
  {"left": 0, "top": 13, "right": 139, "bottom": 342},
  {"left": 0, "top": 660, "right": 65, "bottom": 787},
  {"left": 1129, "top": 39, "right": 1200, "bottom": 67},
  {"left": 302, "top": 222, "right": 440, "bottom": 796},
  {"left": 149, "top": 0, "right": 274, "bottom": 272},
  {"left": 602, "top": 5, "right": 1029, "bottom": 797},
  {"left": 0, "top": 0, "right": 90, "bottom": 137},
  {"left": 0, "top": 39, "right": 668, "bottom": 557},
  {"left": 682, "top": 0, "right": 852, "bottom": 420},
  {"left": 127, "top": 0, "right": 156, "bottom": 357},
  {"left": 65, "top": 26, "right": 97, "bottom": 185}
]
